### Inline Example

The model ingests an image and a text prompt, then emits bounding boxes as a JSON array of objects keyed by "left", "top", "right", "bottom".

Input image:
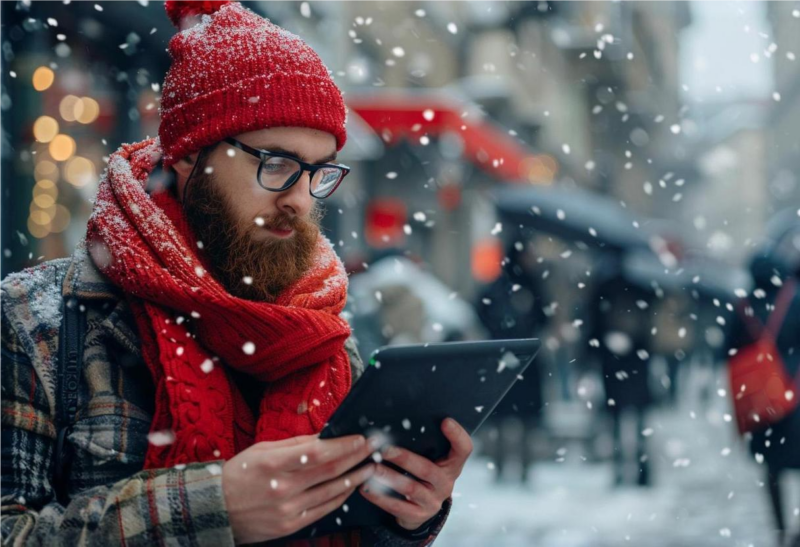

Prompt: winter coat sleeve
[{"left": 360, "top": 498, "right": 452, "bottom": 546}]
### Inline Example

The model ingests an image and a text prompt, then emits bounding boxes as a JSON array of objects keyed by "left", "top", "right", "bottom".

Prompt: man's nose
[{"left": 276, "top": 170, "right": 313, "bottom": 217}]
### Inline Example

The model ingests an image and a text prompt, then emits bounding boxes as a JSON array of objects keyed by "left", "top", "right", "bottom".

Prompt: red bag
[{"left": 729, "top": 278, "right": 798, "bottom": 434}]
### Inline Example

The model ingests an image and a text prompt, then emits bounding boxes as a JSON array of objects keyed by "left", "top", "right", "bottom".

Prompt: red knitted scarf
[{"left": 85, "top": 138, "right": 353, "bottom": 469}]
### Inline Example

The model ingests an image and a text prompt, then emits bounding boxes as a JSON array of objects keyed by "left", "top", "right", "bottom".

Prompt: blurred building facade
[
  {"left": 3, "top": 1, "right": 692, "bottom": 299},
  {"left": 302, "top": 1, "right": 692, "bottom": 299},
  {"left": 678, "top": 2, "right": 800, "bottom": 270},
  {"left": 684, "top": 102, "right": 769, "bottom": 267},
  {"left": 1, "top": 0, "right": 175, "bottom": 276},
  {"left": 766, "top": 3, "right": 800, "bottom": 214}
]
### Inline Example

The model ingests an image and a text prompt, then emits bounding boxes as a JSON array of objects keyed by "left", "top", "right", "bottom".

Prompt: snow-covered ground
[{"left": 436, "top": 371, "right": 800, "bottom": 547}]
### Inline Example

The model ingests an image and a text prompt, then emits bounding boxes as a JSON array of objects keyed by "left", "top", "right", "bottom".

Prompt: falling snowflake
[
  {"left": 206, "top": 463, "right": 222, "bottom": 475},
  {"left": 148, "top": 430, "right": 176, "bottom": 446}
]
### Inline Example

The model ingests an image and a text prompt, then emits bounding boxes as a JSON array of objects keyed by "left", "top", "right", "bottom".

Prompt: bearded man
[{"left": 0, "top": 2, "right": 471, "bottom": 545}]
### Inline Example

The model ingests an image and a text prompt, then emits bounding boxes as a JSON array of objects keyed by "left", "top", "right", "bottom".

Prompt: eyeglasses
[{"left": 223, "top": 137, "right": 350, "bottom": 200}]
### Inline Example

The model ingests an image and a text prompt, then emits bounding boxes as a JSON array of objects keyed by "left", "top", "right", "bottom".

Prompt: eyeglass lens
[{"left": 258, "top": 156, "right": 343, "bottom": 197}]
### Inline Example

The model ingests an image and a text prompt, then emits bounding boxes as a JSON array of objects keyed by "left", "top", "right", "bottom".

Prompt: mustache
[
  {"left": 256, "top": 213, "right": 299, "bottom": 230},
  {"left": 253, "top": 207, "right": 323, "bottom": 232}
]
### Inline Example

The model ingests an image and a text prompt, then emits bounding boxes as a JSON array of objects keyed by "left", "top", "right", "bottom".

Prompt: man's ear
[
  {"left": 172, "top": 152, "right": 200, "bottom": 202},
  {"left": 173, "top": 153, "right": 198, "bottom": 180}
]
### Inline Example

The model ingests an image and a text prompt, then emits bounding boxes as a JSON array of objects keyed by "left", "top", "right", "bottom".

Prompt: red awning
[{"left": 347, "top": 92, "right": 551, "bottom": 183}]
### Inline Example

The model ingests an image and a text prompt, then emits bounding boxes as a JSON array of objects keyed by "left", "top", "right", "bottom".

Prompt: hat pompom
[{"left": 165, "top": 0, "right": 232, "bottom": 29}]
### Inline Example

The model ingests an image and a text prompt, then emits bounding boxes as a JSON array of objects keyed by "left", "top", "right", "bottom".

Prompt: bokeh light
[
  {"left": 76, "top": 97, "right": 100, "bottom": 124},
  {"left": 32, "top": 67, "right": 55, "bottom": 91},
  {"left": 33, "top": 193, "right": 56, "bottom": 209},
  {"left": 30, "top": 199, "right": 56, "bottom": 219},
  {"left": 49, "top": 134, "right": 76, "bottom": 161},
  {"left": 33, "top": 179, "right": 58, "bottom": 199},
  {"left": 26, "top": 216, "right": 50, "bottom": 239},
  {"left": 59, "top": 95, "right": 83, "bottom": 122},
  {"left": 521, "top": 154, "right": 558, "bottom": 184},
  {"left": 50, "top": 205, "right": 71, "bottom": 233},
  {"left": 29, "top": 209, "right": 53, "bottom": 227},
  {"left": 33, "top": 116, "right": 59, "bottom": 143},
  {"left": 34, "top": 160, "right": 58, "bottom": 181},
  {"left": 64, "top": 156, "right": 96, "bottom": 187}
]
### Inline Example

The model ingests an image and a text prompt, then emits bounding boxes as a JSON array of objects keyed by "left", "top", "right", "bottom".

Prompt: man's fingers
[
  {"left": 254, "top": 434, "right": 319, "bottom": 451},
  {"left": 440, "top": 418, "right": 473, "bottom": 468},
  {"left": 380, "top": 446, "right": 446, "bottom": 491},
  {"left": 297, "top": 440, "right": 376, "bottom": 491},
  {"left": 301, "top": 462, "right": 376, "bottom": 509},
  {"left": 360, "top": 481, "right": 430, "bottom": 525},
  {"left": 279, "top": 434, "right": 320, "bottom": 445},
  {"left": 289, "top": 486, "right": 356, "bottom": 533},
  {"left": 269, "top": 435, "right": 370, "bottom": 472},
  {"left": 293, "top": 463, "right": 375, "bottom": 519},
  {"left": 371, "top": 464, "right": 439, "bottom": 509}
]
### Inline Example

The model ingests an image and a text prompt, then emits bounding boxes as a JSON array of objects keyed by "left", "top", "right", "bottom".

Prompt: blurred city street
[
  {"left": 438, "top": 369, "right": 800, "bottom": 547},
  {"left": 2, "top": 1, "right": 800, "bottom": 546}
]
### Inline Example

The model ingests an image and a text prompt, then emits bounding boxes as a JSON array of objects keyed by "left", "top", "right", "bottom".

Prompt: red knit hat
[{"left": 159, "top": 0, "right": 348, "bottom": 169}]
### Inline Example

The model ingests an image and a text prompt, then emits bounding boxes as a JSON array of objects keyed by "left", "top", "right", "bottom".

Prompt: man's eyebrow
[{"left": 254, "top": 144, "right": 337, "bottom": 164}]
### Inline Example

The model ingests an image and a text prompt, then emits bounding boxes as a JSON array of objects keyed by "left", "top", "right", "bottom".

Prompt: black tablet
[{"left": 291, "top": 338, "right": 540, "bottom": 539}]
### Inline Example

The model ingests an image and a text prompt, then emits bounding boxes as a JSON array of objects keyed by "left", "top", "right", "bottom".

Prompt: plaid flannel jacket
[{"left": 1, "top": 241, "right": 449, "bottom": 546}]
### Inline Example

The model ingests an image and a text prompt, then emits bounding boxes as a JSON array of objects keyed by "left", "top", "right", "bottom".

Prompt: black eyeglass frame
[{"left": 223, "top": 137, "right": 350, "bottom": 199}]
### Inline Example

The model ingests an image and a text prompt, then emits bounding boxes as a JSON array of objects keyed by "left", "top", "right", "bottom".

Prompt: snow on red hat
[{"left": 159, "top": 0, "right": 348, "bottom": 169}]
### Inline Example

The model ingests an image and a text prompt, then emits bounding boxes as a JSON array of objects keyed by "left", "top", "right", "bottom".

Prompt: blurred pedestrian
[
  {"left": 476, "top": 240, "right": 549, "bottom": 484},
  {"left": 587, "top": 260, "right": 655, "bottom": 487},
  {"left": 652, "top": 294, "right": 694, "bottom": 405},
  {"left": 724, "top": 224, "right": 800, "bottom": 547}
]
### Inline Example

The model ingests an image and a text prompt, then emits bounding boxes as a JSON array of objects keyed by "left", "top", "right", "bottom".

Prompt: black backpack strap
[{"left": 53, "top": 289, "right": 86, "bottom": 506}]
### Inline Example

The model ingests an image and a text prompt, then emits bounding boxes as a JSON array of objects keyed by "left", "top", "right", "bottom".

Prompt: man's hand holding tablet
[
  {"left": 361, "top": 417, "right": 473, "bottom": 530},
  {"left": 286, "top": 339, "right": 539, "bottom": 539},
  {"left": 221, "top": 434, "right": 378, "bottom": 544}
]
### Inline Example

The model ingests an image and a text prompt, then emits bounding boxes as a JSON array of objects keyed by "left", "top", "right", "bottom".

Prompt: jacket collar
[
  {"left": 63, "top": 238, "right": 142, "bottom": 357},
  {"left": 62, "top": 238, "right": 123, "bottom": 301}
]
